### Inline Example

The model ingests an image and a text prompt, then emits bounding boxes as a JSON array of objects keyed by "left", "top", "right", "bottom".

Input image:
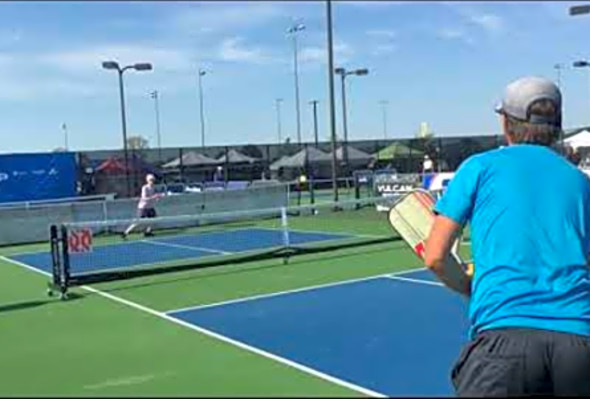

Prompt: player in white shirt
[{"left": 122, "top": 174, "right": 163, "bottom": 239}]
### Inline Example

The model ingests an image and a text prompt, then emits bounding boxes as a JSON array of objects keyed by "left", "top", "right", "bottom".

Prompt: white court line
[
  {"left": 165, "top": 267, "right": 428, "bottom": 314},
  {"left": 142, "top": 239, "right": 231, "bottom": 255},
  {"left": 384, "top": 275, "right": 444, "bottom": 287},
  {"left": 0, "top": 255, "right": 52, "bottom": 278},
  {"left": 0, "top": 255, "right": 387, "bottom": 398}
]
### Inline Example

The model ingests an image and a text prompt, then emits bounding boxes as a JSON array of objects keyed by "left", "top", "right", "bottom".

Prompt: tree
[
  {"left": 415, "top": 122, "right": 434, "bottom": 139},
  {"left": 127, "top": 135, "right": 149, "bottom": 150}
]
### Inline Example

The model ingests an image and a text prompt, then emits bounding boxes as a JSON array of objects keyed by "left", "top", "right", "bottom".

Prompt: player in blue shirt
[{"left": 425, "top": 76, "right": 590, "bottom": 396}]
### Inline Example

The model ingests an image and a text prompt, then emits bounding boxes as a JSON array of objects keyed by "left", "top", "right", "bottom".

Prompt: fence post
[
  {"left": 224, "top": 146, "right": 229, "bottom": 185},
  {"left": 178, "top": 148, "right": 184, "bottom": 183},
  {"left": 265, "top": 144, "right": 271, "bottom": 180},
  {"left": 438, "top": 137, "right": 444, "bottom": 172}
]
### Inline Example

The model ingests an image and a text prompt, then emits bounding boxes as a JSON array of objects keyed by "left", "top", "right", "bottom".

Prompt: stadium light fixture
[
  {"left": 133, "top": 63, "right": 153, "bottom": 71},
  {"left": 102, "top": 61, "right": 119, "bottom": 70},
  {"left": 333, "top": 66, "right": 369, "bottom": 168},
  {"left": 570, "top": 4, "right": 590, "bottom": 16}
]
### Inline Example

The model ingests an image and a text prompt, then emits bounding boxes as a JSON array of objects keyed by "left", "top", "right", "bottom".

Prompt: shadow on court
[{"left": 0, "top": 292, "right": 84, "bottom": 313}]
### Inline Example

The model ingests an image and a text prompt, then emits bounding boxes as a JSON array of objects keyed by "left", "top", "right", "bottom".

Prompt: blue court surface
[
  {"left": 9, "top": 227, "right": 350, "bottom": 275},
  {"left": 167, "top": 269, "right": 470, "bottom": 397}
]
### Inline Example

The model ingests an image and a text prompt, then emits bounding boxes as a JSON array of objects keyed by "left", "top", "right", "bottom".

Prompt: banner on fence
[{"left": 0, "top": 152, "right": 77, "bottom": 203}]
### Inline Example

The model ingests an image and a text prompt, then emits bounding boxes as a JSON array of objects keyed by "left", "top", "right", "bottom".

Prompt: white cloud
[
  {"left": 172, "top": 2, "right": 291, "bottom": 35},
  {"left": 38, "top": 45, "right": 196, "bottom": 74},
  {"left": 469, "top": 13, "right": 504, "bottom": 34},
  {"left": 371, "top": 43, "right": 398, "bottom": 56},
  {"left": 342, "top": 1, "right": 407, "bottom": 8},
  {"left": 0, "top": 74, "right": 106, "bottom": 102},
  {"left": 366, "top": 29, "right": 397, "bottom": 39},
  {"left": 299, "top": 41, "right": 354, "bottom": 66},
  {"left": 217, "top": 37, "right": 278, "bottom": 65},
  {"left": 0, "top": 29, "right": 23, "bottom": 47},
  {"left": 0, "top": 44, "right": 200, "bottom": 102},
  {"left": 436, "top": 28, "right": 475, "bottom": 45},
  {"left": 299, "top": 46, "right": 325, "bottom": 64},
  {"left": 438, "top": 28, "right": 464, "bottom": 39}
]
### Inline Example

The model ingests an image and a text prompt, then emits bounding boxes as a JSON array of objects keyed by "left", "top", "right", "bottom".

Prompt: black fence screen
[{"left": 76, "top": 135, "right": 506, "bottom": 198}]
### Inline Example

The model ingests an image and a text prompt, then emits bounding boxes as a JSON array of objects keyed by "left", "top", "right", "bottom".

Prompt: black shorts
[
  {"left": 452, "top": 327, "right": 590, "bottom": 396},
  {"left": 138, "top": 208, "right": 157, "bottom": 218}
]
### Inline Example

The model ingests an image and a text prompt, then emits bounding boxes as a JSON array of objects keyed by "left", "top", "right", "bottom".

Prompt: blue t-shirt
[{"left": 435, "top": 144, "right": 590, "bottom": 338}]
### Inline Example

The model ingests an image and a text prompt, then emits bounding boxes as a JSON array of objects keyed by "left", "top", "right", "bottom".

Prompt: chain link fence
[{"left": 76, "top": 135, "right": 506, "bottom": 198}]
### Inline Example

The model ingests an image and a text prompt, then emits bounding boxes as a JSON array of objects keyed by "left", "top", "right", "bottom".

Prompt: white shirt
[{"left": 138, "top": 184, "right": 157, "bottom": 209}]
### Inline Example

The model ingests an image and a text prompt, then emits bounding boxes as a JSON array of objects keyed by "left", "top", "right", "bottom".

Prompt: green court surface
[{"left": 0, "top": 206, "right": 472, "bottom": 397}]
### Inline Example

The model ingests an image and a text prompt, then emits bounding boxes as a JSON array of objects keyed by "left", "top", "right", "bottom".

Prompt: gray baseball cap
[{"left": 495, "top": 76, "right": 562, "bottom": 128}]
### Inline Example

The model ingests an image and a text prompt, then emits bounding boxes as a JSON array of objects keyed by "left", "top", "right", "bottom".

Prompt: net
[
  {"left": 0, "top": 183, "right": 288, "bottom": 246},
  {"left": 44, "top": 196, "right": 399, "bottom": 298}
]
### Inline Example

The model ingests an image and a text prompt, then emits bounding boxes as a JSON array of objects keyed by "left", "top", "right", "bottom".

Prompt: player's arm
[
  {"left": 142, "top": 186, "right": 162, "bottom": 201},
  {"left": 426, "top": 156, "right": 481, "bottom": 297},
  {"left": 425, "top": 215, "right": 471, "bottom": 297}
]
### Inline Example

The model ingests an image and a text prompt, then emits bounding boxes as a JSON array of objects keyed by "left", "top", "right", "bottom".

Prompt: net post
[
  {"left": 309, "top": 175, "right": 315, "bottom": 206},
  {"left": 59, "top": 225, "right": 71, "bottom": 300},
  {"left": 281, "top": 206, "right": 290, "bottom": 264},
  {"left": 48, "top": 224, "right": 60, "bottom": 297},
  {"left": 353, "top": 172, "right": 361, "bottom": 208}
]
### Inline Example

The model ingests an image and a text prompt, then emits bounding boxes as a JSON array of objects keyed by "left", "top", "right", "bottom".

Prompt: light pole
[
  {"left": 569, "top": 5, "right": 590, "bottom": 146},
  {"left": 309, "top": 100, "right": 319, "bottom": 146},
  {"left": 150, "top": 90, "right": 162, "bottom": 164},
  {"left": 102, "top": 60, "right": 152, "bottom": 196},
  {"left": 275, "top": 98, "right": 284, "bottom": 145},
  {"left": 287, "top": 22, "right": 305, "bottom": 147},
  {"left": 379, "top": 100, "right": 389, "bottom": 140},
  {"left": 62, "top": 123, "right": 68, "bottom": 151},
  {"left": 326, "top": 0, "right": 339, "bottom": 203},
  {"left": 574, "top": 60, "right": 590, "bottom": 124},
  {"left": 198, "top": 68, "right": 207, "bottom": 148},
  {"left": 554, "top": 63, "right": 566, "bottom": 88},
  {"left": 334, "top": 67, "right": 369, "bottom": 168}
]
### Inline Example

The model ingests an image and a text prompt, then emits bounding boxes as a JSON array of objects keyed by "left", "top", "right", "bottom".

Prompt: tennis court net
[{"left": 47, "top": 196, "right": 400, "bottom": 299}]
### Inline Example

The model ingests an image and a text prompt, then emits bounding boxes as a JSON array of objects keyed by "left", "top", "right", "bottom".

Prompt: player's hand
[{"left": 465, "top": 262, "right": 474, "bottom": 278}]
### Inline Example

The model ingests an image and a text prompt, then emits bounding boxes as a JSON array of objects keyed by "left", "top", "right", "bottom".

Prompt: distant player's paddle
[{"left": 387, "top": 189, "right": 473, "bottom": 277}]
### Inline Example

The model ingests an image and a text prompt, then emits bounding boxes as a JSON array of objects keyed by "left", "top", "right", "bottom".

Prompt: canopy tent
[
  {"left": 95, "top": 155, "right": 160, "bottom": 176},
  {"left": 564, "top": 130, "right": 590, "bottom": 149},
  {"left": 270, "top": 147, "right": 332, "bottom": 170},
  {"left": 374, "top": 143, "right": 425, "bottom": 160},
  {"left": 162, "top": 151, "right": 218, "bottom": 169},
  {"left": 269, "top": 155, "right": 292, "bottom": 170},
  {"left": 217, "top": 149, "right": 259, "bottom": 164},
  {"left": 332, "top": 146, "right": 374, "bottom": 162}
]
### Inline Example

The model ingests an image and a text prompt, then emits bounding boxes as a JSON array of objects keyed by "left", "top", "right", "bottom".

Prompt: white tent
[
  {"left": 269, "top": 147, "right": 332, "bottom": 170},
  {"left": 565, "top": 130, "right": 590, "bottom": 149},
  {"left": 217, "top": 149, "right": 259, "bottom": 164},
  {"left": 332, "top": 146, "right": 374, "bottom": 162},
  {"left": 162, "top": 151, "right": 218, "bottom": 168}
]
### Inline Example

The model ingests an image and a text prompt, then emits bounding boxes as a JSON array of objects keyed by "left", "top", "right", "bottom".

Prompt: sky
[{"left": 1, "top": 1, "right": 590, "bottom": 153}]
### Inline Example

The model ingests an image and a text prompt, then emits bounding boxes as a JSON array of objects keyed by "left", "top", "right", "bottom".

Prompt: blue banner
[{"left": 0, "top": 152, "right": 77, "bottom": 203}]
